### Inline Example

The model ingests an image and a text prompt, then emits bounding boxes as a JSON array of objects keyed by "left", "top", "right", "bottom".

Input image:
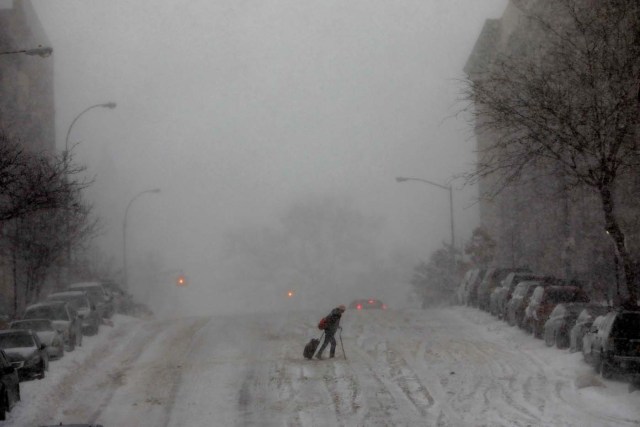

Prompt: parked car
[
  {"left": 0, "top": 330, "right": 48, "bottom": 381},
  {"left": 569, "top": 305, "right": 611, "bottom": 353},
  {"left": 464, "top": 268, "right": 487, "bottom": 307},
  {"left": 525, "top": 285, "right": 589, "bottom": 338},
  {"left": 477, "top": 268, "right": 530, "bottom": 312},
  {"left": 457, "top": 269, "right": 481, "bottom": 305},
  {"left": 67, "top": 282, "right": 115, "bottom": 319},
  {"left": 582, "top": 310, "right": 640, "bottom": 378},
  {"left": 506, "top": 281, "right": 538, "bottom": 327},
  {"left": 47, "top": 291, "right": 100, "bottom": 335},
  {"left": 349, "top": 299, "right": 387, "bottom": 310},
  {"left": 23, "top": 302, "right": 82, "bottom": 351},
  {"left": 490, "top": 272, "right": 545, "bottom": 318},
  {"left": 0, "top": 349, "right": 20, "bottom": 421},
  {"left": 543, "top": 303, "right": 588, "bottom": 348},
  {"left": 9, "top": 319, "right": 64, "bottom": 360}
]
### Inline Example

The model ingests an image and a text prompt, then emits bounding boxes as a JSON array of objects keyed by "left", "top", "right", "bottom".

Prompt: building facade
[
  {"left": 464, "top": 1, "right": 639, "bottom": 300},
  {"left": 0, "top": 0, "right": 55, "bottom": 314}
]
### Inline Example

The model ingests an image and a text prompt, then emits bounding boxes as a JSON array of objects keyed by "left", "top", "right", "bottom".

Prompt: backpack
[{"left": 318, "top": 316, "right": 328, "bottom": 330}]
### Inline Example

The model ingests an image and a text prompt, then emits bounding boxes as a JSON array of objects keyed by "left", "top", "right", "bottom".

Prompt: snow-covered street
[{"left": 4, "top": 307, "right": 639, "bottom": 427}]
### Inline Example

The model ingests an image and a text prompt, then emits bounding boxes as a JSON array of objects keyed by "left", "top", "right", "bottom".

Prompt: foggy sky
[{"left": 30, "top": 0, "right": 506, "bottom": 312}]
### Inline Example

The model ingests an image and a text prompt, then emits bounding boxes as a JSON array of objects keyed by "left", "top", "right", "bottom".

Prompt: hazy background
[{"left": 30, "top": 0, "right": 507, "bottom": 316}]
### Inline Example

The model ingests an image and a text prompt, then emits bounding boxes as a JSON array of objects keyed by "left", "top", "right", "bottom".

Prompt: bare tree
[
  {"left": 0, "top": 132, "right": 91, "bottom": 221},
  {"left": 464, "top": 0, "right": 640, "bottom": 304}
]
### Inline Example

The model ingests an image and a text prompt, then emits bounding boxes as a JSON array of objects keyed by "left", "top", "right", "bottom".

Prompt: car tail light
[{"left": 357, "top": 304, "right": 362, "bottom": 310}]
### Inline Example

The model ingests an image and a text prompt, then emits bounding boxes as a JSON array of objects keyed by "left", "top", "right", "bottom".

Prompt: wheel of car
[
  {"left": 556, "top": 332, "right": 569, "bottom": 349},
  {"left": 0, "top": 388, "right": 7, "bottom": 421},
  {"left": 598, "top": 356, "right": 614, "bottom": 379},
  {"left": 544, "top": 330, "right": 554, "bottom": 347}
]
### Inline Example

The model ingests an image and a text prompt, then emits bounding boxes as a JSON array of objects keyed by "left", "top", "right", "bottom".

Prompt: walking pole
[{"left": 339, "top": 327, "right": 347, "bottom": 360}]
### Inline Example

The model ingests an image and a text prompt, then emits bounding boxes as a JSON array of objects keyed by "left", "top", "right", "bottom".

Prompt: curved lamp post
[
  {"left": 65, "top": 102, "right": 117, "bottom": 152},
  {"left": 0, "top": 46, "right": 53, "bottom": 57},
  {"left": 396, "top": 176, "right": 455, "bottom": 249},
  {"left": 123, "top": 189, "right": 161, "bottom": 289}
]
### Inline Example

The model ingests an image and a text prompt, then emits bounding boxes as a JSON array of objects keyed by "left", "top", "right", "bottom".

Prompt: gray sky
[{"left": 31, "top": 0, "right": 506, "bottom": 311}]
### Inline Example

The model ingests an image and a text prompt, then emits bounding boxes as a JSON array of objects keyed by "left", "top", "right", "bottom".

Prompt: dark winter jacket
[{"left": 323, "top": 308, "right": 343, "bottom": 335}]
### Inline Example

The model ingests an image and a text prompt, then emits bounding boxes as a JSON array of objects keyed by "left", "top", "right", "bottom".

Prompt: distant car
[
  {"left": 47, "top": 291, "right": 100, "bottom": 335},
  {"left": 582, "top": 310, "right": 640, "bottom": 378},
  {"left": 525, "top": 285, "right": 589, "bottom": 338},
  {"left": 349, "top": 299, "right": 387, "bottom": 310},
  {"left": 67, "top": 282, "right": 115, "bottom": 319},
  {"left": 0, "top": 330, "right": 48, "bottom": 381},
  {"left": 10, "top": 319, "right": 64, "bottom": 360},
  {"left": 0, "top": 349, "right": 20, "bottom": 421},
  {"left": 23, "top": 301, "right": 82, "bottom": 351},
  {"left": 476, "top": 268, "right": 530, "bottom": 312},
  {"left": 569, "top": 305, "right": 611, "bottom": 353},
  {"left": 543, "top": 303, "right": 588, "bottom": 348}
]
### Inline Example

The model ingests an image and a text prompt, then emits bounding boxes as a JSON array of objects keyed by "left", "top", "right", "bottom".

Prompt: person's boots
[{"left": 315, "top": 353, "right": 323, "bottom": 360}]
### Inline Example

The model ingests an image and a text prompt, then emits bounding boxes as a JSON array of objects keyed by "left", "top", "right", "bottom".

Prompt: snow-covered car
[
  {"left": 569, "top": 306, "right": 611, "bottom": 353},
  {"left": 505, "top": 280, "right": 538, "bottom": 327},
  {"left": 23, "top": 301, "right": 82, "bottom": 351},
  {"left": 67, "top": 282, "right": 115, "bottom": 319},
  {"left": 476, "top": 268, "right": 530, "bottom": 312},
  {"left": 542, "top": 303, "right": 588, "bottom": 349},
  {"left": 0, "top": 349, "right": 19, "bottom": 421},
  {"left": 349, "top": 299, "right": 387, "bottom": 310},
  {"left": 47, "top": 291, "right": 100, "bottom": 336},
  {"left": 9, "top": 319, "right": 64, "bottom": 360},
  {"left": 490, "top": 272, "right": 545, "bottom": 318},
  {"left": 525, "top": 285, "right": 589, "bottom": 340},
  {"left": 582, "top": 310, "right": 640, "bottom": 378},
  {"left": 463, "top": 268, "right": 486, "bottom": 307},
  {"left": 525, "top": 285, "right": 589, "bottom": 338},
  {"left": 0, "top": 330, "right": 48, "bottom": 381}
]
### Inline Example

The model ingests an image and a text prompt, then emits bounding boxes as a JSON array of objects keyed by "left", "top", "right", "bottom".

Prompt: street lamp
[
  {"left": 396, "top": 176, "right": 455, "bottom": 249},
  {"left": 123, "top": 188, "right": 161, "bottom": 289},
  {"left": 63, "top": 102, "right": 117, "bottom": 282},
  {"left": 65, "top": 102, "right": 117, "bottom": 152},
  {"left": 0, "top": 46, "right": 53, "bottom": 58}
]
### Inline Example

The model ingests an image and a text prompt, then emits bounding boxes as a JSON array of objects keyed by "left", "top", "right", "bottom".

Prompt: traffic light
[
  {"left": 177, "top": 275, "right": 187, "bottom": 286},
  {"left": 287, "top": 290, "right": 295, "bottom": 298}
]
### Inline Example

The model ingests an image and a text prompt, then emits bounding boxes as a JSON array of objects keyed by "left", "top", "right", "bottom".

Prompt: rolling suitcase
[{"left": 303, "top": 333, "right": 323, "bottom": 359}]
